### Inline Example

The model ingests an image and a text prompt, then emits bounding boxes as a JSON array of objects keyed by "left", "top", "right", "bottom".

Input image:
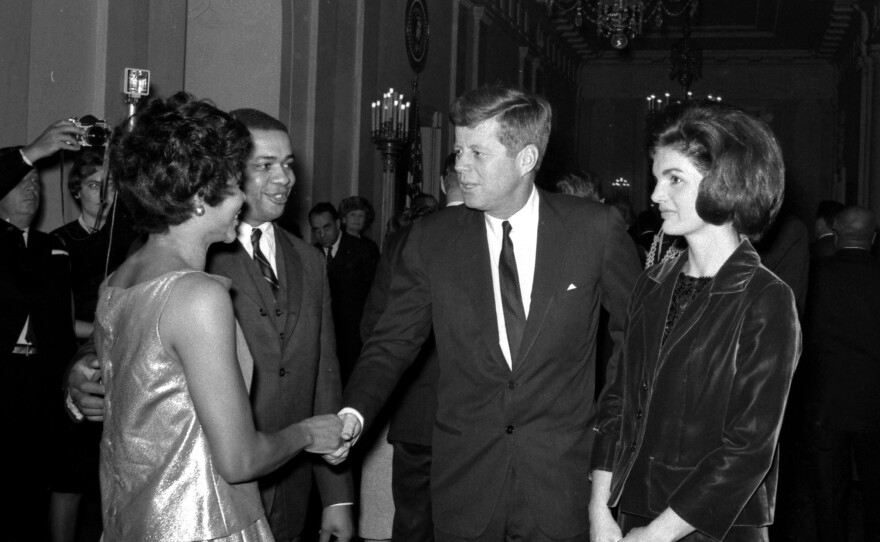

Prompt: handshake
[{"left": 304, "top": 411, "right": 363, "bottom": 465}]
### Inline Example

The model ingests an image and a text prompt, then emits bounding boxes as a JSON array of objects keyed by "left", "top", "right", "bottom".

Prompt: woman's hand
[
  {"left": 589, "top": 503, "right": 622, "bottom": 542},
  {"left": 589, "top": 469, "right": 622, "bottom": 542}
]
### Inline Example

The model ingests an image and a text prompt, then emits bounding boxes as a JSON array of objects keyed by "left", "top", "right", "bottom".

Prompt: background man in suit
[
  {"left": 309, "top": 201, "right": 379, "bottom": 385},
  {"left": 810, "top": 200, "right": 844, "bottom": 259},
  {"left": 330, "top": 86, "right": 642, "bottom": 541},
  {"left": 206, "top": 109, "right": 354, "bottom": 542},
  {"left": 802, "top": 206, "right": 880, "bottom": 542},
  {"left": 1, "top": 121, "right": 81, "bottom": 540}
]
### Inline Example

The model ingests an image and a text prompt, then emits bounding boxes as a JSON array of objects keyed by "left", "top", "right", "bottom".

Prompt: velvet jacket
[{"left": 591, "top": 239, "right": 801, "bottom": 541}]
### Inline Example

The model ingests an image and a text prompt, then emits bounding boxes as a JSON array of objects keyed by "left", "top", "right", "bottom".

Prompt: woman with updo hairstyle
[
  {"left": 96, "top": 92, "right": 342, "bottom": 541},
  {"left": 589, "top": 101, "right": 801, "bottom": 542}
]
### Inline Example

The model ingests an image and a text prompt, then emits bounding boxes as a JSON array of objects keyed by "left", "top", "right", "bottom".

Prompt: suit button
[
  {"left": 636, "top": 410, "right": 643, "bottom": 419},
  {"left": 279, "top": 368, "right": 287, "bottom": 377},
  {"left": 630, "top": 441, "right": 637, "bottom": 452},
  {"left": 280, "top": 332, "right": 285, "bottom": 340},
  {"left": 276, "top": 309, "right": 282, "bottom": 316},
  {"left": 641, "top": 381, "right": 648, "bottom": 391},
  {"left": 259, "top": 308, "right": 267, "bottom": 317},
  {"left": 506, "top": 425, "right": 514, "bottom": 434},
  {"left": 508, "top": 381, "right": 516, "bottom": 390}
]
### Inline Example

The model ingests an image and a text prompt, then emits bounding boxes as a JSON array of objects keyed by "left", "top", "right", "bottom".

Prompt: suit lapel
[
  {"left": 457, "top": 209, "right": 508, "bottom": 370},
  {"left": 514, "top": 194, "right": 565, "bottom": 369},
  {"left": 212, "top": 241, "right": 282, "bottom": 332},
  {"left": 273, "top": 224, "right": 302, "bottom": 348}
]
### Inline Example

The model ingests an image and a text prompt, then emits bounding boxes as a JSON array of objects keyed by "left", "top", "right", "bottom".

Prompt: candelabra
[{"left": 370, "top": 88, "right": 411, "bottom": 173}]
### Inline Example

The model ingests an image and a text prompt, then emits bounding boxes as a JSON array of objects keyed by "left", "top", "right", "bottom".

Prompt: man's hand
[
  {"left": 322, "top": 412, "right": 362, "bottom": 465},
  {"left": 319, "top": 504, "right": 354, "bottom": 542},
  {"left": 301, "top": 414, "right": 344, "bottom": 454},
  {"left": 20, "top": 120, "right": 83, "bottom": 163},
  {"left": 67, "top": 354, "right": 105, "bottom": 422}
]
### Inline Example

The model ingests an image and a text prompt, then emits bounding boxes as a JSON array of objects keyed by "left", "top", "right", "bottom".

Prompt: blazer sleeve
[
  {"left": 311, "top": 256, "right": 355, "bottom": 506},
  {"left": 596, "top": 207, "right": 642, "bottom": 408},
  {"left": 1, "top": 146, "right": 33, "bottom": 200},
  {"left": 343, "top": 220, "right": 434, "bottom": 429},
  {"left": 667, "top": 280, "right": 801, "bottom": 540}
]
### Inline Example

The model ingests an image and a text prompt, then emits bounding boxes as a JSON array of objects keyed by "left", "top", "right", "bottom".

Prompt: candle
[{"left": 404, "top": 102, "right": 411, "bottom": 137}]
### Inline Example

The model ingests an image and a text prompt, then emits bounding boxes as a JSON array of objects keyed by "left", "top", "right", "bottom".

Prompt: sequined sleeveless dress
[{"left": 96, "top": 270, "right": 275, "bottom": 541}]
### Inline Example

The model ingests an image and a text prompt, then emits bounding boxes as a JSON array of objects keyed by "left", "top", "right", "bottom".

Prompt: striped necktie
[{"left": 250, "top": 228, "right": 279, "bottom": 298}]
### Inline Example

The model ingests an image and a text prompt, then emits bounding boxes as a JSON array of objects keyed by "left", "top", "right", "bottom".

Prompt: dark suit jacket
[
  {"left": 208, "top": 224, "right": 353, "bottom": 540},
  {"left": 344, "top": 190, "right": 641, "bottom": 539},
  {"left": 592, "top": 240, "right": 801, "bottom": 540},
  {"left": 359, "top": 224, "right": 439, "bottom": 447},
  {"left": 803, "top": 247, "right": 880, "bottom": 432},
  {"left": 810, "top": 234, "right": 836, "bottom": 259},
  {"left": 324, "top": 232, "right": 379, "bottom": 383},
  {"left": 0, "top": 146, "right": 33, "bottom": 198},
  {"left": 1, "top": 147, "right": 77, "bottom": 471}
]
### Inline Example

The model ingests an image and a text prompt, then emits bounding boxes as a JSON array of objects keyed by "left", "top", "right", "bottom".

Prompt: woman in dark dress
[
  {"left": 589, "top": 102, "right": 802, "bottom": 542},
  {"left": 49, "top": 148, "right": 136, "bottom": 542}
]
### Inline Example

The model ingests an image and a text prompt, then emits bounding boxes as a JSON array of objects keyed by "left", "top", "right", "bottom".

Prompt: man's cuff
[
  {"left": 327, "top": 502, "right": 354, "bottom": 507},
  {"left": 19, "top": 148, "right": 33, "bottom": 166},
  {"left": 65, "top": 390, "right": 84, "bottom": 422},
  {"left": 337, "top": 407, "right": 364, "bottom": 429}
]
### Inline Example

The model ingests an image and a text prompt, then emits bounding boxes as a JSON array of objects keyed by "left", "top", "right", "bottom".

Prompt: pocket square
[
  {"left": 52, "top": 249, "right": 69, "bottom": 256},
  {"left": 567, "top": 283, "right": 577, "bottom": 291}
]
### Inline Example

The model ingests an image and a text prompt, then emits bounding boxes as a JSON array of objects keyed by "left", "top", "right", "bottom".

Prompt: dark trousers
[
  {"left": 391, "top": 441, "right": 434, "bottom": 542},
  {"left": 804, "top": 423, "right": 880, "bottom": 542},
  {"left": 434, "top": 464, "right": 588, "bottom": 542},
  {"left": 619, "top": 513, "right": 768, "bottom": 542},
  {"left": 3, "top": 352, "right": 52, "bottom": 542}
]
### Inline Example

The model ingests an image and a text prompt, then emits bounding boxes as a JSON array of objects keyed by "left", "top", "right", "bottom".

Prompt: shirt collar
[{"left": 484, "top": 185, "right": 539, "bottom": 237}]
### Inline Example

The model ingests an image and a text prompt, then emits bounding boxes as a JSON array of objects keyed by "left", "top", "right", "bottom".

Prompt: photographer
[{"left": 1, "top": 120, "right": 81, "bottom": 541}]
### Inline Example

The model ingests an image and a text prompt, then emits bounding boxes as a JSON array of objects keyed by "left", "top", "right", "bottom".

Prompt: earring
[{"left": 195, "top": 206, "right": 205, "bottom": 216}]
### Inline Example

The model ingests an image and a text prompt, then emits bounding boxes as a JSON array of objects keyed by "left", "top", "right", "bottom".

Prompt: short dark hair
[
  {"left": 68, "top": 147, "right": 106, "bottom": 197},
  {"left": 555, "top": 170, "right": 603, "bottom": 202},
  {"left": 449, "top": 86, "right": 552, "bottom": 168},
  {"left": 650, "top": 101, "right": 785, "bottom": 240},
  {"left": 308, "top": 201, "right": 339, "bottom": 221},
  {"left": 337, "top": 196, "right": 375, "bottom": 226},
  {"left": 110, "top": 92, "right": 251, "bottom": 234},
  {"left": 816, "top": 200, "right": 844, "bottom": 225},
  {"left": 229, "top": 108, "right": 289, "bottom": 134}
]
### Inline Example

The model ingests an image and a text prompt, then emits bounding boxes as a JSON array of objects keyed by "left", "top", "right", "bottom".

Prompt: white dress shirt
[
  {"left": 237, "top": 221, "right": 278, "bottom": 275},
  {"left": 484, "top": 186, "right": 539, "bottom": 369}
]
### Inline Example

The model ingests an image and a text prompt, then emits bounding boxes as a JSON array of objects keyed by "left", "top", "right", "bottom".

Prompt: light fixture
[{"left": 545, "top": 0, "right": 698, "bottom": 50}]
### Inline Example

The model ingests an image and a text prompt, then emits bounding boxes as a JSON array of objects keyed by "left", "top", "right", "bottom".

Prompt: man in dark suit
[
  {"left": 330, "top": 86, "right": 642, "bottom": 541},
  {"left": 309, "top": 202, "right": 379, "bottom": 385},
  {"left": 810, "top": 200, "right": 844, "bottom": 259},
  {"left": 802, "top": 206, "right": 880, "bottom": 542},
  {"left": 1, "top": 121, "right": 81, "bottom": 540},
  {"left": 206, "top": 109, "right": 354, "bottom": 542}
]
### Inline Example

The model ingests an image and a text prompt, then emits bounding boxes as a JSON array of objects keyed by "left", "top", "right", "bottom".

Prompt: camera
[{"left": 69, "top": 115, "right": 111, "bottom": 147}]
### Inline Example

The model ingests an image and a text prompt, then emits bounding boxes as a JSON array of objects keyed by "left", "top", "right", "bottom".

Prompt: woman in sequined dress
[
  {"left": 588, "top": 102, "right": 802, "bottom": 542},
  {"left": 95, "top": 93, "right": 343, "bottom": 541}
]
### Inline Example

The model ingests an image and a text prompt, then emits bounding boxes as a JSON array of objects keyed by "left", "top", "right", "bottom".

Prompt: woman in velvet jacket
[{"left": 589, "top": 102, "right": 802, "bottom": 542}]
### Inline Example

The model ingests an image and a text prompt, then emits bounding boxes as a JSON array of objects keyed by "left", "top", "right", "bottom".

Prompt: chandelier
[{"left": 545, "top": 0, "right": 698, "bottom": 50}]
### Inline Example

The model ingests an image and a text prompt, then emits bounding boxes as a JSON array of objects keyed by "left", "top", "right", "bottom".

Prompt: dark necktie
[
  {"left": 499, "top": 221, "right": 526, "bottom": 364},
  {"left": 250, "top": 228, "right": 279, "bottom": 298},
  {"left": 326, "top": 247, "right": 334, "bottom": 264}
]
